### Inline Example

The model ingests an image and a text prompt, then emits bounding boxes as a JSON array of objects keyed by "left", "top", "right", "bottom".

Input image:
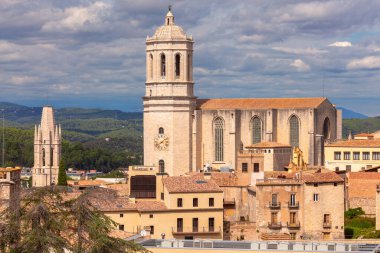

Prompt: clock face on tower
[{"left": 154, "top": 134, "right": 169, "bottom": 151}]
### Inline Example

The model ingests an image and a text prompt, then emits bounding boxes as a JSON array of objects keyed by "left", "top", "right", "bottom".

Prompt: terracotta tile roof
[
  {"left": 210, "top": 172, "right": 251, "bottom": 187},
  {"left": 90, "top": 196, "right": 136, "bottom": 212},
  {"left": 109, "top": 230, "right": 135, "bottom": 239},
  {"left": 355, "top": 133, "right": 374, "bottom": 137},
  {"left": 246, "top": 142, "right": 291, "bottom": 149},
  {"left": 301, "top": 172, "right": 344, "bottom": 183},
  {"left": 0, "top": 167, "right": 22, "bottom": 172},
  {"left": 104, "top": 184, "right": 130, "bottom": 196},
  {"left": 136, "top": 201, "right": 167, "bottom": 211},
  {"left": 325, "top": 139, "right": 380, "bottom": 147},
  {"left": 347, "top": 172, "right": 380, "bottom": 180},
  {"left": 163, "top": 175, "right": 223, "bottom": 193},
  {"left": 67, "top": 179, "right": 106, "bottom": 187},
  {"left": 196, "top": 97, "right": 327, "bottom": 110}
]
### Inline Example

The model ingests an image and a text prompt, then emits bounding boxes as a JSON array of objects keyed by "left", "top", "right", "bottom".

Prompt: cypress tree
[{"left": 58, "top": 159, "right": 68, "bottom": 186}]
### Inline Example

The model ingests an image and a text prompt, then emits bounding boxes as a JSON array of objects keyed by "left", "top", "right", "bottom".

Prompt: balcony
[
  {"left": 287, "top": 201, "right": 299, "bottom": 209},
  {"left": 287, "top": 222, "right": 301, "bottom": 230},
  {"left": 269, "top": 202, "right": 281, "bottom": 209},
  {"left": 172, "top": 226, "right": 221, "bottom": 235},
  {"left": 268, "top": 222, "right": 282, "bottom": 230},
  {"left": 323, "top": 222, "right": 332, "bottom": 229}
]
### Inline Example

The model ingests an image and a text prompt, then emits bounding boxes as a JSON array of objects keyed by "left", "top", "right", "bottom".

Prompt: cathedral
[{"left": 143, "top": 8, "right": 342, "bottom": 176}]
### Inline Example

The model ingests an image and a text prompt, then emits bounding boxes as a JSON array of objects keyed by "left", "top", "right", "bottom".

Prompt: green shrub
[
  {"left": 347, "top": 217, "right": 375, "bottom": 229},
  {"left": 345, "top": 207, "right": 365, "bottom": 219},
  {"left": 345, "top": 227, "right": 354, "bottom": 239}
]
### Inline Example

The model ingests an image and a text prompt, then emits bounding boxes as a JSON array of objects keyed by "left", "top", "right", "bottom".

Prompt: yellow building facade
[{"left": 325, "top": 139, "right": 380, "bottom": 172}]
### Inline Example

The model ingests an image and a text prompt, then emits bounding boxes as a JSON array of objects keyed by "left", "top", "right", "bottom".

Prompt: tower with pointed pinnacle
[{"left": 32, "top": 106, "right": 61, "bottom": 187}]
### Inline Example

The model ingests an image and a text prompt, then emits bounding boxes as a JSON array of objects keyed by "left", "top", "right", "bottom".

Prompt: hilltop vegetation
[{"left": 343, "top": 116, "right": 380, "bottom": 137}]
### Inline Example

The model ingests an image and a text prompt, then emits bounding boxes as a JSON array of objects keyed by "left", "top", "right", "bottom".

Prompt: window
[
  {"left": 242, "top": 163, "right": 248, "bottom": 173},
  {"left": 344, "top": 152, "right": 351, "bottom": 160},
  {"left": 193, "top": 198, "right": 198, "bottom": 207},
  {"left": 290, "top": 193, "right": 296, "bottom": 206},
  {"left": 159, "top": 127, "right": 164, "bottom": 134},
  {"left": 290, "top": 233, "right": 296, "bottom": 240},
  {"left": 177, "top": 198, "right": 183, "bottom": 207},
  {"left": 175, "top": 54, "right": 180, "bottom": 77},
  {"left": 161, "top": 192, "right": 164, "bottom": 200},
  {"left": 323, "top": 214, "right": 331, "bottom": 223},
  {"left": 119, "top": 225, "right": 124, "bottom": 231},
  {"left": 346, "top": 165, "right": 351, "bottom": 172},
  {"left": 149, "top": 214, "right": 154, "bottom": 218},
  {"left": 160, "top": 54, "right": 166, "bottom": 78},
  {"left": 119, "top": 214, "right": 124, "bottom": 218},
  {"left": 323, "top": 232, "right": 330, "bottom": 240},
  {"left": 251, "top": 117, "right": 262, "bottom": 144},
  {"left": 313, "top": 193, "right": 319, "bottom": 202},
  {"left": 271, "top": 194, "right": 278, "bottom": 205},
  {"left": 42, "top": 149, "right": 46, "bottom": 166},
  {"left": 214, "top": 117, "right": 224, "bottom": 161},
  {"left": 353, "top": 152, "right": 360, "bottom": 160},
  {"left": 271, "top": 212, "right": 278, "bottom": 224},
  {"left": 314, "top": 183, "right": 318, "bottom": 187},
  {"left": 290, "top": 212, "right": 297, "bottom": 224},
  {"left": 373, "top": 152, "right": 380, "bottom": 160},
  {"left": 209, "top": 198, "right": 214, "bottom": 207},
  {"left": 254, "top": 163, "right": 260, "bottom": 173},
  {"left": 334, "top": 152, "right": 341, "bottom": 160},
  {"left": 150, "top": 226, "right": 154, "bottom": 235},
  {"left": 209, "top": 218, "right": 215, "bottom": 232},
  {"left": 289, "top": 115, "right": 299, "bottom": 148},
  {"left": 50, "top": 147, "right": 54, "bottom": 166},
  {"left": 159, "top": 160, "right": 165, "bottom": 173},
  {"left": 149, "top": 54, "right": 153, "bottom": 80},
  {"left": 192, "top": 218, "right": 198, "bottom": 232},
  {"left": 323, "top": 118, "right": 330, "bottom": 139},
  {"left": 177, "top": 218, "right": 183, "bottom": 232},
  {"left": 187, "top": 54, "right": 191, "bottom": 80},
  {"left": 363, "top": 152, "right": 370, "bottom": 160}
]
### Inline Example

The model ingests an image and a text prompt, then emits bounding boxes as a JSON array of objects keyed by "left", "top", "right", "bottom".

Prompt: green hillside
[{"left": 343, "top": 116, "right": 380, "bottom": 137}]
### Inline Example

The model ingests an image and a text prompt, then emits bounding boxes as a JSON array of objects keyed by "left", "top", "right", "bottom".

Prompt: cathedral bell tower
[
  {"left": 32, "top": 106, "right": 61, "bottom": 187},
  {"left": 143, "top": 7, "right": 195, "bottom": 176}
]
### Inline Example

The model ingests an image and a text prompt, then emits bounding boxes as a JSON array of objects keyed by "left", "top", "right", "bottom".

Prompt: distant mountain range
[
  {"left": 337, "top": 107, "right": 367, "bottom": 119},
  {"left": 0, "top": 102, "right": 369, "bottom": 123}
]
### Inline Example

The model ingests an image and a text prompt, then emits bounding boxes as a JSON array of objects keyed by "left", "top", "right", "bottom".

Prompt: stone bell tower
[
  {"left": 143, "top": 7, "right": 195, "bottom": 176},
  {"left": 32, "top": 106, "right": 61, "bottom": 187}
]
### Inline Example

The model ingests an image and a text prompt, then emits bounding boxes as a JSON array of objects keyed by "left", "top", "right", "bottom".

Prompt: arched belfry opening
[
  {"left": 160, "top": 54, "right": 166, "bottom": 78},
  {"left": 175, "top": 54, "right": 181, "bottom": 77}
]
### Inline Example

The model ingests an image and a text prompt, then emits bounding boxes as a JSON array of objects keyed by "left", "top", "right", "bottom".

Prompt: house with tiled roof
[{"left": 254, "top": 170, "right": 344, "bottom": 240}]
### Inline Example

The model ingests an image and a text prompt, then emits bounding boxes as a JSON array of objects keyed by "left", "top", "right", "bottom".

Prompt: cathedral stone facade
[
  {"left": 32, "top": 106, "right": 61, "bottom": 187},
  {"left": 143, "top": 9, "right": 342, "bottom": 176}
]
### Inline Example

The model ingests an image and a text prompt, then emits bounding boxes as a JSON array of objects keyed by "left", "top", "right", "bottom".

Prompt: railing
[
  {"left": 172, "top": 226, "right": 221, "bottom": 234},
  {"left": 288, "top": 201, "right": 299, "bottom": 208},
  {"left": 323, "top": 222, "right": 332, "bottom": 229},
  {"left": 269, "top": 201, "right": 281, "bottom": 209},
  {"left": 268, "top": 222, "right": 282, "bottom": 229},
  {"left": 139, "top": 239, "right": 380, "bottom": 252},
  {"left": 287, "top": 222, "right": 301, "bottom": 229}
]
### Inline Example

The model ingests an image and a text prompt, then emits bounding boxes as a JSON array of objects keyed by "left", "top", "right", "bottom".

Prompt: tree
[
  {"left": 0, "top": 187, "right": 149, "bottom": 253},
  {"left": 57, "top": 159, "right": 68, "bottom": 186}
]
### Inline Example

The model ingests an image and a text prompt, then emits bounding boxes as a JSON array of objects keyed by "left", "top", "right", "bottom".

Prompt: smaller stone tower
[{"left": 32, "top": 106, "right": 61, "bottom": 187}]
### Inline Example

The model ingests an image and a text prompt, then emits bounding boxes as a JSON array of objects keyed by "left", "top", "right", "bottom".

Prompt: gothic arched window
[
  {"left": 159, "top": 160, "right": 165, "bottom": 173},
  {"left": 50, "top": 147, "right": 54, "bottom": 166},
  {"left": 214, "top": 117, "right": 224, "bottom": 161},
  {"left": 251, "top": 117, "right": 262, "bottom": 144},
  {"left": 289, "top": 115, "right": 300, "bottom": 148},
  {"left": 323, "top": 117, "right": 330, "bottom": 140},
  {"left": 159, "top": 127, "right": 164, "bottom": 134},
  {"left": 175, "top": 54, "right": 180, "bottom": 77},
  {"left": 149, "top": 54, "right": 153, "bottom": 80},
  {"left": 160, "top": 54, "right": 166, "bottom": 78},
  {"left": 42, "top": 148, "right": 46, "bottom": 166}
]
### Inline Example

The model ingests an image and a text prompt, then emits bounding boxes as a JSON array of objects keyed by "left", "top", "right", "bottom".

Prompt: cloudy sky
[{"left": 0, "top": 0, "right": 380, "bottom": 116}]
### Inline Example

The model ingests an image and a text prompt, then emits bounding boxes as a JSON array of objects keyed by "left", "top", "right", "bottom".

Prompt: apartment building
[
  {"left": 97, "top": 174, "right": 224, "bottom": 240},
  {"left": 255, "top": 170, "right": 344, "bottom": 240},
  {"left": 325, "top": 138, "right": 380, "bottom": 172}
]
